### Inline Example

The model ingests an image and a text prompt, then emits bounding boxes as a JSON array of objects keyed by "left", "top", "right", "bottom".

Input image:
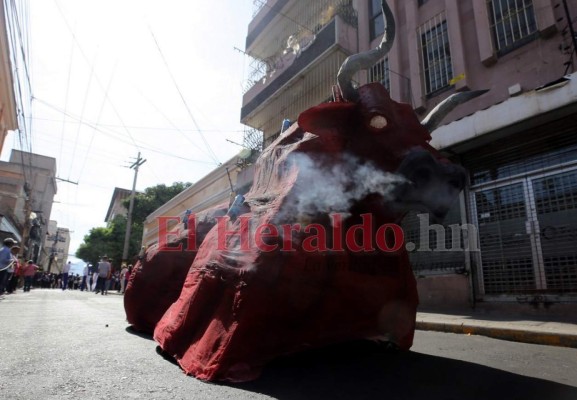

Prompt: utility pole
[{"left": 122, "top": 152, "right": 146, "bottom": 263}]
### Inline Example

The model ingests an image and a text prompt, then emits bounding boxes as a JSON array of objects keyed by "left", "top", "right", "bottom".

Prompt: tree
[
  {"left": 123, "top": 182, "right": 192, "bottom": 254},
  {"left": 76, "top": 182, "right": 191, "bottom": 268}
]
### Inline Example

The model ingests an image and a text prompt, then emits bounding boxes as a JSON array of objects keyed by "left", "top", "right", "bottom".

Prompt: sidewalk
[{"left": 416, "top": 311, "right": 577, "bottom": 348}]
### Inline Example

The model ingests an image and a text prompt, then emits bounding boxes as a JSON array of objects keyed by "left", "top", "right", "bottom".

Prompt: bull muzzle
[{"left": 392, "top": 149, "right": 466, "bottom": 223}]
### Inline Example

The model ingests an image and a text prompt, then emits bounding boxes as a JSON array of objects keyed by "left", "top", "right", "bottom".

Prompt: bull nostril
[{"left": 369, "top": 115, "right": 388, "bottom": 129}]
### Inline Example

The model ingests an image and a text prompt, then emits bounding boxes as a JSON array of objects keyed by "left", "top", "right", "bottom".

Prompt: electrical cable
[{"left": 149, "top": 27, "right": 220, "bottom": 164}]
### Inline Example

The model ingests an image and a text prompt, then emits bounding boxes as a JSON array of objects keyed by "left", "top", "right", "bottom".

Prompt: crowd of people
[{"left": 0, "top": 238, "right": 134, "bottom": 297}]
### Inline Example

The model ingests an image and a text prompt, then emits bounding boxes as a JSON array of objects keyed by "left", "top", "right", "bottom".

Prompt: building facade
[
  {"left": 142, "top": 155, "right": 245, "bottom": 248},
  {"left": 0, "top": 150, "right": 57, "bottom": 262},
  {"left": 105, "top": 187, "right": 132, "bottom": 223},
  {"left": 41, "top": 220, "right": 71, "bottom": 273},
  {"left": 0, "top": 0, "right": 18, "bottom": 155},
  {"left": 241, "top": 0, "right": 577, "bottom": 311}
]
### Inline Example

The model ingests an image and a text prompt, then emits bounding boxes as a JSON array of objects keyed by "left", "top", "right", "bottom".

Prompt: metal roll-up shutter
[{"left": 462, "top": 116, "right": 577, "bottom": 297}]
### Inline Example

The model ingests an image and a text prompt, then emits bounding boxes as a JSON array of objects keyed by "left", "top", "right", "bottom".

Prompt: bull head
[{"left": 324, "top": 0, "right": 487, "bottom": 221}]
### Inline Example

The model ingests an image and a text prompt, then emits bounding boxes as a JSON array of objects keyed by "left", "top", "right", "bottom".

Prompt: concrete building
[
  {"left": 0, "top": 150, "right": 57, "bottom": 261},
  {"left": 241, "top": 0, "right": 577, "bottom": 311},
  {"left": 41, "top": 220, "right": 71, "bottom": 273},
  {"left": 105, "top": 187, "right": 132, "bottom": 223},
  {"left": 142, "top": 155, "right": 244, "bottom": 248}
]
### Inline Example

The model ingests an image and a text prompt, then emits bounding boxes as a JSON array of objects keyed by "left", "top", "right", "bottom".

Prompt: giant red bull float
[{"left": 124, "top": 0, "right": 486, "bottom": 382}]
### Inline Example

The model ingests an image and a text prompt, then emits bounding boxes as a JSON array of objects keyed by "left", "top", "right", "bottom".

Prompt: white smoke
[{"left": 278, "top": 153, "right": 406, "bottom": 220}]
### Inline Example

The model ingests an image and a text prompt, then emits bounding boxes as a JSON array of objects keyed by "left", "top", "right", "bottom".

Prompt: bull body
[{"left": 125, "top": 0, "right": 483, "bottom": 382}]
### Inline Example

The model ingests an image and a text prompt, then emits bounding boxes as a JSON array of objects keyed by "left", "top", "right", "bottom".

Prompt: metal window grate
[
  {"left": 418, "top": 13, "right": 453, "bottom": 96},
  {"left": 486, "top": 0, "right": 537, "bottom": 54},
  {"left": 466, "top": 118, "right": 577, "bottom": 296},
  {"left": 369, "top": 0, "right": 384, "bottom": 41},
  {"left": 368, "top": 57, "right": 390, "bottom": 91},
  {"left": 532, "top": 170, "right": 577, "bottom": 293}
]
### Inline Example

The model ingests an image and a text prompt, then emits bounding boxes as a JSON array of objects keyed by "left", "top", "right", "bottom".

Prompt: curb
[{"left": 415, "top": 321, "right": 577, "bottom": 349}]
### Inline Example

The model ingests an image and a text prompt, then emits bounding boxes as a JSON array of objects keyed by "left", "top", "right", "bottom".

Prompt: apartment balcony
[{"left": 242, "top": 13, "right": 357, "bottom": 124}]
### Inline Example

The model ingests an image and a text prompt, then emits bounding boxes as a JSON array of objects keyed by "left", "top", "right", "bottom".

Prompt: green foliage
[{"left": 76, "top": 182, "right": 191, "bottom": 268}]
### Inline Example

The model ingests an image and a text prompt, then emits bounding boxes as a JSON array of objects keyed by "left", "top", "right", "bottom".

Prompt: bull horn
[
  {"left": 337, "top": 0, "right": 395, "bottom": 102},
  {"left": 421, "top": 90, "right": 489, "bottom": 132}
]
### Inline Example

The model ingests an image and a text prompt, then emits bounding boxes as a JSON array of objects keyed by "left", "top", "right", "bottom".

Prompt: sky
[{"left": 1, "top": 0, "right": 257, "bottom": 260}]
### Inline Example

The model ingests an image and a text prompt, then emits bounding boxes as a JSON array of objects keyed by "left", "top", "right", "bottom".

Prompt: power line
[
  {"left": 136, "top": 87, "right": 214, "bottom": 159},
  {"left": 77, "top": 60, "right": 117, "bottom": 184},
  {"left": 59, "top": 16, "right": 75, "bottom": 172},
  {"left": 68, "top": 48, "right": 98, "bottom": 180},
  {"left": 149, "top": 26, "right": 220, "bottom": 164},
  {"left": 32, "top": 97, "right": 218, "bottom": 166},
  {"left": 53, "top": 0, "right": 141, "bottom": 151},
  {"left": 28, "top": 116, "right": 245, "bottom": 133}
]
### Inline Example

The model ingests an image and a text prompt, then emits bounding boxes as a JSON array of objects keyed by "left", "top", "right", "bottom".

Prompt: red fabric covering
[
  {"left": 151, "top": 84, "right": 428, "bottom": 382},
  {"left": 124, "top": 205, "right": 227, "bottom": 333}
]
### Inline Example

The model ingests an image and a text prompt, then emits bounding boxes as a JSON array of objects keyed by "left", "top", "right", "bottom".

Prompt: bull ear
[
  {"left": 298, "top": 102, "right": 356, "bottom": 134},
  {"left": 421, "top": 90, "right": 489, "bottom": 132}
]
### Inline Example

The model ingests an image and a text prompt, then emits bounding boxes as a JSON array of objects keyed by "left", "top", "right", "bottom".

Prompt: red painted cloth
[
  {"left": 152, "top": 85, "right": 429, "bottom": 381},
  {"left": 124, "top": 205, "right": 227, "bottom": 333}
]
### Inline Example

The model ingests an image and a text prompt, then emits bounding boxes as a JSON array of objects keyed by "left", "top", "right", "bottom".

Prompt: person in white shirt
[
  {"left": 80, "top": 264, "right": 89, "bottom": 291},
  {"left": 95, "top": 257, "right": 111, "bottom": 295},
  {"left": 62, "top": 261, "right": 71, "bottom": 291}
]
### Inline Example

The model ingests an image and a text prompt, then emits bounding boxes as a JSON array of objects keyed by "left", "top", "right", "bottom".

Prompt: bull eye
[{"left": 369, "top": 115, "right": 388, "bottom": 129}]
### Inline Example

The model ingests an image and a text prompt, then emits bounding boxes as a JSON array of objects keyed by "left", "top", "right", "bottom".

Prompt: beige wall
[{"left": 142, "top": 156, "right": 241, "bottom": 247}]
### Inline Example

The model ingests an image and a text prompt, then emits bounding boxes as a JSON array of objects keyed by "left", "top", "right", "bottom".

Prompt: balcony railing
[{"left": 244, "top": 0, "right": 357, "bottom": 93}]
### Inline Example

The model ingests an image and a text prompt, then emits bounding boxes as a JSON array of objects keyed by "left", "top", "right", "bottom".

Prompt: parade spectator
[
  {"left": 81, "top": 264, "right": 89, "bottom": 291},
  {"left": 61, "top": 261, "right": 71, "bottom": 290},
  {"left": 91, "top": 271, "right": 98, "bottom": 291},
  {"left": 0, "top": 238, "right": 17, "bottom": 295},
  {"left": 95, "top": 257, "right": 111, "bottom": 295},
  {"left": 120, "top": 264, "right": 128, "bottom": 294},
  {"left": 22, "top": 261, "right": 38, "bottom": 292},
  {"left": 7, "top": 245, "right": 21, "bottom": 294}
]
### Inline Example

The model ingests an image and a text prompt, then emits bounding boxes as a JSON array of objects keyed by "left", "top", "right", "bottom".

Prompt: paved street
[{"left": 1, "top": 290, "right": 577, "bottom": 400}]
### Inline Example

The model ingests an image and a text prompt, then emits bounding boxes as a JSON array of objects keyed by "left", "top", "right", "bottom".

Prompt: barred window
[
  {"left": 418, "top": 14, "right": 453, "bottom": 96},
  {"left": 487, "top": 0, "right": 538, "bottom": 55},
  {"left": 368, "top": 57, "right": 390, "bottom": 91},
  {"left": 369, "top": 0, "right": 384, "bottom": 41}
]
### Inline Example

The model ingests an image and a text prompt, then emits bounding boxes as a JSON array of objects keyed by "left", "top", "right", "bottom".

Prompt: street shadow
[
  {"left": 229, "top": 340, "right": 577, "bottom": 400},
  {"left": 125, "top": 325, "right": 155, "bottom": 341}
]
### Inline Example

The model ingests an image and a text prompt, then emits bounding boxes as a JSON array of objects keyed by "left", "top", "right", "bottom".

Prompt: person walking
[
  {"left": 22, "top": 261, "right": 38, "bottom": 292},
  {"left": 61, "top": 261, "right": 71, "bottom": 290},
  {"left": 80, "top": 264, "right": 89, "bottom": 291},
  {"left": 7, "top": 245, "right": 21, "bottom": 294},
  {"left": 0, "top": 238, "right": 17, "bottom": 295},
  {"left": 119, "top": 264, "right": 128, "bottom": 294},
  {"left": 95, "top": 257, "right": 111, "bottom": 295}
]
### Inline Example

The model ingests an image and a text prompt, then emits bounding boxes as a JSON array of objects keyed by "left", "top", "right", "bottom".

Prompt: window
[
  {"left": 368, "top": 57, "right": 390, "bottom": 91},
  {"left": 487, "top": 0, "right": 538, "bottom": 55},
  {"left": 419, "top": 14, "right": 453, "bottom": 96},
  {"left": 369, "top": 0, "right": 384, "bottom": 41}
]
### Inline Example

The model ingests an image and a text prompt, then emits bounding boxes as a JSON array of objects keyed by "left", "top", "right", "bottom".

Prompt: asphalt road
[{"left": 1, "top": 289, "right": 576, "bottom": 400}]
